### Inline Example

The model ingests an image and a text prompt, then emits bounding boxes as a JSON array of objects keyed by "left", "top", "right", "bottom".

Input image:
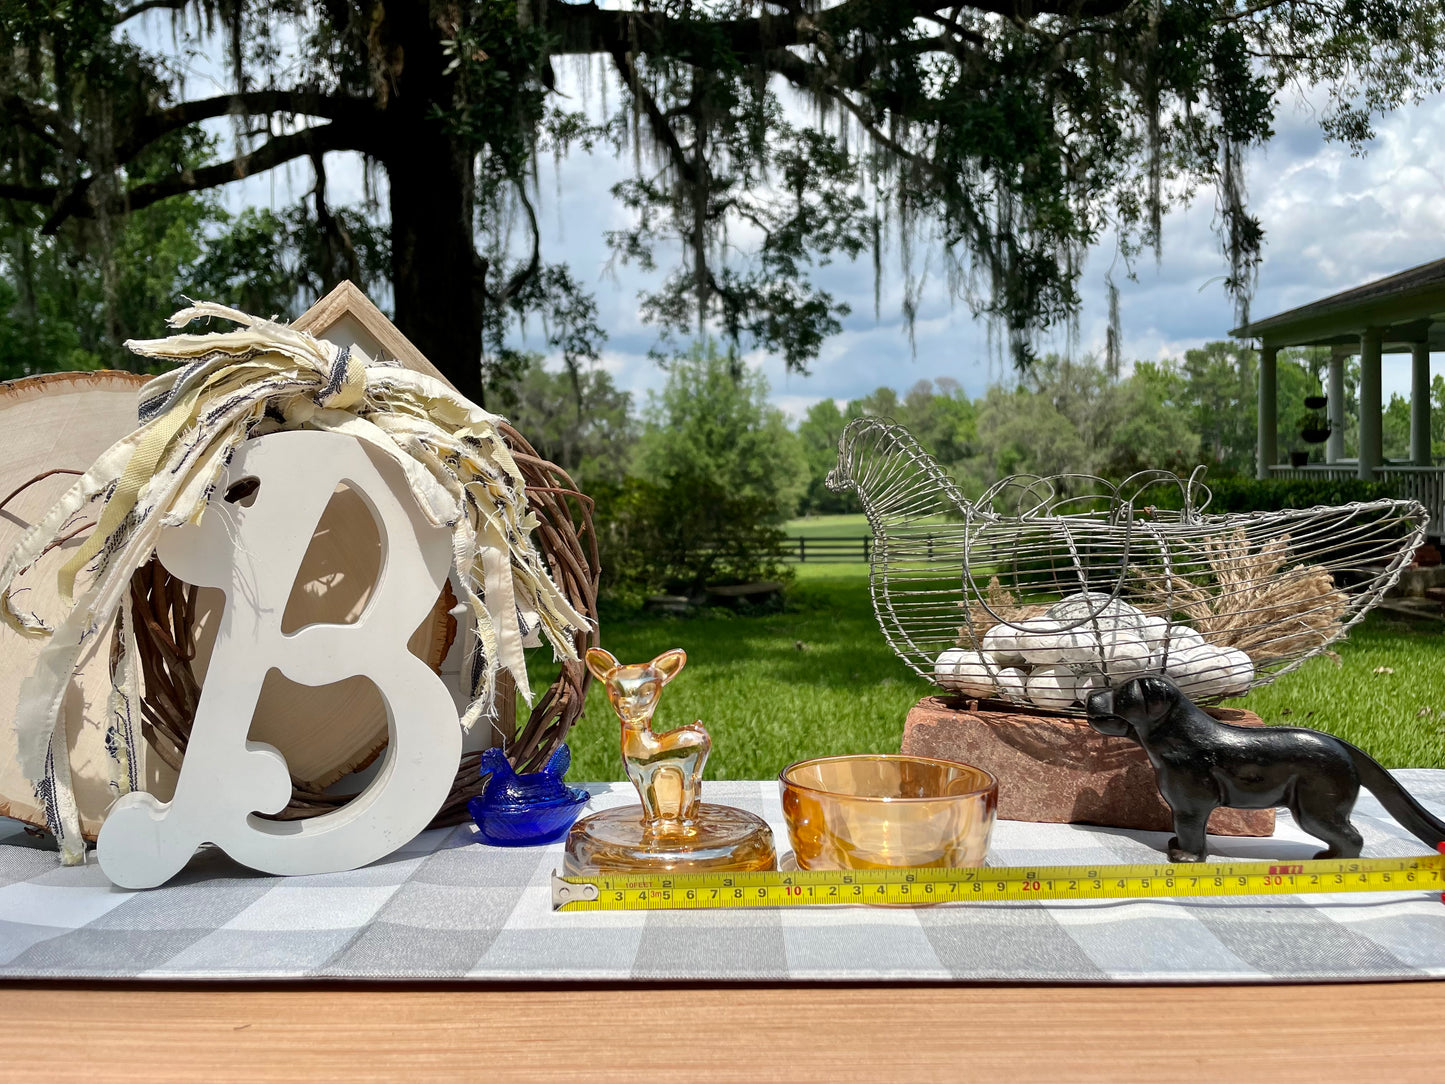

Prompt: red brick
[{"left": 901, "top": 697, "right": 1275, "bottom": 837}]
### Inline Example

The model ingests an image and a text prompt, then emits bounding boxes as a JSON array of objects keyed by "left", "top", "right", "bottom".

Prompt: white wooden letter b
[{"left": 97, "top": 430, "right": 461, "bottom": 888}]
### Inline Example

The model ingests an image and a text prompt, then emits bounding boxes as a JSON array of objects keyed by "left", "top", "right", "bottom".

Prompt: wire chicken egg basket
[{"left": 827, "top": 419, "right": 1429, "bottom": 714}]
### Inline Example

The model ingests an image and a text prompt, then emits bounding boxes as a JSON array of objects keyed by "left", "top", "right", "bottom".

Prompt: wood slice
[{"left": 0, "top": 372, "right": 176, "bottom": 839}]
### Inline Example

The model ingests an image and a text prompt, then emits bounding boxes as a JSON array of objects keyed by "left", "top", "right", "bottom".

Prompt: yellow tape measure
[{"left": 552, "top": 852, "right": 1445, "bottom": 911}]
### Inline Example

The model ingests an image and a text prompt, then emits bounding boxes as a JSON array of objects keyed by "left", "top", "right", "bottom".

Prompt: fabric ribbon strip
[{"left": 0, "top": 302, "right": 588, "bottom": 864}]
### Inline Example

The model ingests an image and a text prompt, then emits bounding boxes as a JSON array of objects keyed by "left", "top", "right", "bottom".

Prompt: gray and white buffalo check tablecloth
[{"left": 0, "top": 775, "right": 1442, "bottom": 983}]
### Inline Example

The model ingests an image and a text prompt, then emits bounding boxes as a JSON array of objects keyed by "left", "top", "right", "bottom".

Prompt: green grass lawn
[
  {"left": 540, "top": 567, "right": 932, "bottom": 783},
  {"left": 539, "top": 563, "right": 1444, "bottom": 783},
  {"left": 1221, "top": 612, "right": 1445, "bottom": 767},
  {"left": 785, "top": 513, "right": 872, "bottom": 539}
]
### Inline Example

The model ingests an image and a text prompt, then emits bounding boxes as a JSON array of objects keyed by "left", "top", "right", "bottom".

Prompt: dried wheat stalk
[{"left": 1129, "top": 528, "right": 1348, "bottom": 662}]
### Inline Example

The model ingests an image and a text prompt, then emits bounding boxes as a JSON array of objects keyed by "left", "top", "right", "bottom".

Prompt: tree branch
[
  {"left": 0, "top": 94, "right": 85, "bottom": 157},
  {"left": 762, "top": 41, "right": 1003, "bottom": 287},
  {"left": 608, "top": 43, "right": 703, "bottom": 188},
  {"left": 112, "top": 0, "right": 190, "bottom": 24},
  {"left": 951, "top": 0, "right": 1134, "bottom": 17},
  {"left": 4, "top": 89, "right": 373, "bottom": 204},
  {"left": 765, "top": 48, "right": 934, "bottom": 177},
  {"left": 0, "top": 183, "right": 60, "bottom": 203},
  {"left": 140, "top": 90, "right": 377, "bottom": 141},
  {"left": 547, "top": 0, "right": 1135, "bottom": 62},
  {"left": 30, "top": 123, "right": 372, "bottom": 232},
  {"left": 495, "top": 180, "right": 543, "bottom": 307},
  {"left": 4, "top": 87, "right": 378, "bottom": 230}
]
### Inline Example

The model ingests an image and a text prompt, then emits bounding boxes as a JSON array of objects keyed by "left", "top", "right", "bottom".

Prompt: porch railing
[{"left": 1268, "top": 463, "right": 1442, "bottom": 535}]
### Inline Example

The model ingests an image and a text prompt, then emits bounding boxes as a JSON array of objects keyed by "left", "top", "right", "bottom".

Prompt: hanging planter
[{"left": 1299, "top": 400, "right": 1330, "bottom": 445}]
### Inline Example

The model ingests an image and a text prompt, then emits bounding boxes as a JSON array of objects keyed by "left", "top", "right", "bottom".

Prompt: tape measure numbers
[{"left": 551, "top": 853, "right": 1445, "bottom": 911}]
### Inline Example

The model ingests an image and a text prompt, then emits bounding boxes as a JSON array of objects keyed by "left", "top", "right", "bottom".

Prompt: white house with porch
[{"left": 1231, "top": 257, "right": 1443, "bottom": 538}]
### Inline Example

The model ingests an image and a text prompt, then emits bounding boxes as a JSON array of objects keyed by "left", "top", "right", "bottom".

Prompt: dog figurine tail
[{"left": 1343, "top": 740, "right": 1445, "bottom": 848}]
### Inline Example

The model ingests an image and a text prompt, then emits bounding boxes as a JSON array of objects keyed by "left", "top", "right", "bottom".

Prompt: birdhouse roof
[{"left": 293, "top": 281, "right": 454, "bottom": 390}]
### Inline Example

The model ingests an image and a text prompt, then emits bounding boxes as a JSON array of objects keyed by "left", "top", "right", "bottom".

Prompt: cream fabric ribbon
[{"left": 0, "top": 302, "right": 589, "bottom": 864}]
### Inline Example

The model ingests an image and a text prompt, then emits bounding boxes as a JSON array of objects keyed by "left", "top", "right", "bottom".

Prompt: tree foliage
[
  {"left": 495, "top": 352, "right": 637, "bottom": 494},
  {"left": 796, "top": 396, "right": 860, "bottom": 515},
  {"left": 971, "top": 354, "right": 1197, "bottom": 480},
  {"left": 792, "top": 342, "right": 1368, "bottom": 514},
  {"left": 1180, "top": 339, "right": 1261, "bottom": 474},
  {"left": 4, "top": 1, "right": 1445, "bottom": 392},
  {"left": 597, "top": 340, "right": 807, "bottom": 595},
  {"left": 0, "top": 187, "right": 218, "bottom": 377},
  {"left": 189, "top": 204, "right": 391, "bottom": 321},
  {"left": 1383, "top": 376, "right": 1445, "bottom": 462}
]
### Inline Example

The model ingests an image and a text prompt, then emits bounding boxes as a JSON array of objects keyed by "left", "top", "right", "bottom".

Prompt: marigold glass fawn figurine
[{"left": 563, "top": 647, "right": 776, "bottom": 874}]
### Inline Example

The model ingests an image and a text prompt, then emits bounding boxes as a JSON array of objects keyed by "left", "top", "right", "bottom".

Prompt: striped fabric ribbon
[{"left": 0, "top": 302, "right": 589, "bottom": 864}]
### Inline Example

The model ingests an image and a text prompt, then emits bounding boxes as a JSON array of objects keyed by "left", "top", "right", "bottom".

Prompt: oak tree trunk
[{"left": 380, "top": 4, "right": 486, "bottom": 406}]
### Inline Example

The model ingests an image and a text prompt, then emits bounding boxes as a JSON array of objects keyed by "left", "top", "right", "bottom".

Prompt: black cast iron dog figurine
[{"left": 1085, "top": 675, "right": 1445, "bottom": 862}]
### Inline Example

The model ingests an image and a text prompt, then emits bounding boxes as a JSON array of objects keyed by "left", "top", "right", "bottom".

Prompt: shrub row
[{"left": 1150, "top": 476, "right": 1396, "bottom": 514}]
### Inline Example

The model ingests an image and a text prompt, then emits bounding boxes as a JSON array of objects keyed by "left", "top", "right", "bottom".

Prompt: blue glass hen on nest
[{"left": 468, "top": 745, "right": 589, "bottom": 847}]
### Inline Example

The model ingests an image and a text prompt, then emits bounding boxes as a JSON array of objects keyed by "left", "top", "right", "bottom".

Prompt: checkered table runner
[{"left": 0, "top": 774, "right": 1442, "bottom": 983}]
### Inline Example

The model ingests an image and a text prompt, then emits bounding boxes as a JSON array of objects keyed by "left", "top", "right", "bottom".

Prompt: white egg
[
  {"left": 1048, "top": 592, "right": 1144, "bottom": 628},
  {"left": 1214, "top": 647, "right": 1255, "bottom": 696},
  {"left": 1164, "top": 643, "right": 1242, "bottom": 699},
  {"left": 981, "top": 623, "right": 1025, "bottom": 666},
  {"left": 1068, "top": 624, "right": 1145, "bottom": 667},
  {"left": 1025, "top": 665, "right": 1079, "bottom": 710},
  {"left": 1133, "top": 613, "right": 1170, "bottom": 654},
  {"left": 1072, "top": 668, "right": 1109, "bottom": 705},
  {"left": 1056, "top": 629, "right": 1110, "bottom": 666},
  {"left": 993, "top": 666, "right": 1029, "bottom": 703},
  {"left": 934, "top": 647, "right": 970, "bottom": 677},
  {"left": 1012, "top": 617, "right": 1072, "bottom": 667},
  {"left": 1163, "top": 624, "right": 1207, "bottom": 655},
  {"left": 1096, "top": 633, "right": 1157, "bottom": 680},
  {"left": 1016, "top": 616, "right": 1064, "bottom": 634},
  {"left": 933, "top": 648, "right": 996, "bottom": 697},
  {"left": 1047, "top": 593, "right": 1152, "bottom": 670},
  {"left": 1161, "top": 643, "right": 1212, "bottom": 693}
]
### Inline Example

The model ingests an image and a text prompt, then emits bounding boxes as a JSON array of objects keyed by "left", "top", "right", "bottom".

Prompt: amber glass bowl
[{"left": 779, "top": 754, "right": 997, "bottom": 871}]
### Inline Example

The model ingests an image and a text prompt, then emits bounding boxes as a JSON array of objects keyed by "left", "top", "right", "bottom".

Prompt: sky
[{"left": 133, "top": 13, "right": 1445, "bottom": 423}]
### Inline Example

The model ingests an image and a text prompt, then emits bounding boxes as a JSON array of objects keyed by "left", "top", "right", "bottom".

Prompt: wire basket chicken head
[{"left": 827, "top": 419, "right": 1428, "bottom": 715}]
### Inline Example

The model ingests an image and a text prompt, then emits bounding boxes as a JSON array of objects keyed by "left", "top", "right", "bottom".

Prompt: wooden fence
[{"left": 782, "top": 536, "right": 872, "bottom": 563}]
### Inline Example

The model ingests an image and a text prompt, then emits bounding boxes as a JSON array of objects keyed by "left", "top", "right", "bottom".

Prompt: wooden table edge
[{"left": 1, "top": 978, "right": 1440, "bottom": 1083}]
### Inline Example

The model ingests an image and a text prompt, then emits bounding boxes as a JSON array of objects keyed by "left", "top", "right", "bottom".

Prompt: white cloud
[{"left": 771, "top": 393, "right": 827, "bottom": 424}]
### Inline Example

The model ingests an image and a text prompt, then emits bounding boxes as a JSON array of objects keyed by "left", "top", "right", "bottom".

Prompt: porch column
[
  {"left": 1358, "top": 327, "right": 1382, "bottom": 481},
  {"left": 1327, "top": 350, "right": 1347, "bottom": 464},
  {"left": 1410, "top": 342, "right": 1433, "bottom": 466},
  {"left": 1257, "top": 344, "right": 1278, "bottom": 480}
]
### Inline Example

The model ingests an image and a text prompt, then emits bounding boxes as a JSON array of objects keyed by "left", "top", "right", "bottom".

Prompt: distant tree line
[
  {"left": 499, "top": 338, "right": 1442, "bottom": 596},
  {"left": 4, "top": 223, "right": 1442, "bottom": 597}
]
